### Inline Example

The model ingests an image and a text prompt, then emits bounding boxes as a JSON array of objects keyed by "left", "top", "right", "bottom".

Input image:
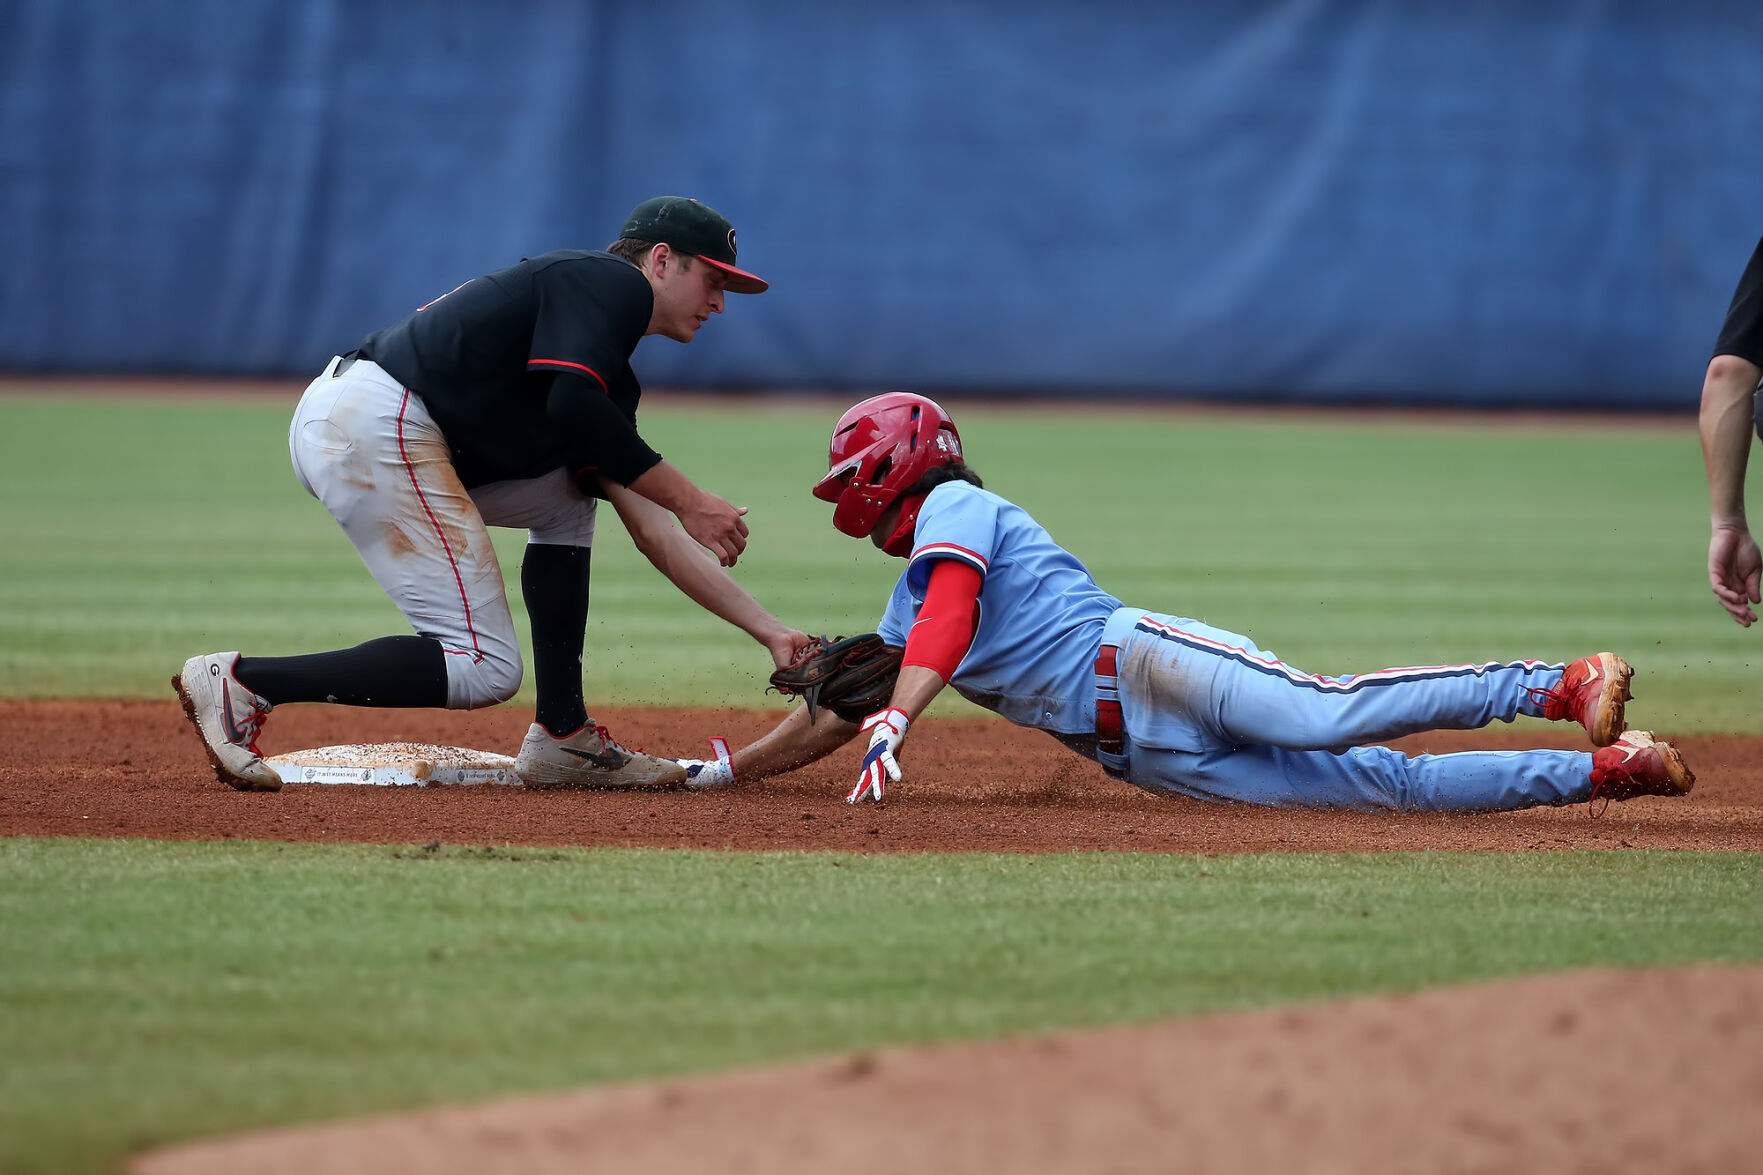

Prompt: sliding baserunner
[{"left": 675, "top": 393, "right": 1694, "bottom": 814}]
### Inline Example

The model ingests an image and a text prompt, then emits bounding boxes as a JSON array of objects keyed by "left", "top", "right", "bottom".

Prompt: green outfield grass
[
  {"left": 0, "top": 391, "right": 1754, "bottom": 730},
  {"left": 3, "top": 837, "right": 1760, "bottom": 1174}
]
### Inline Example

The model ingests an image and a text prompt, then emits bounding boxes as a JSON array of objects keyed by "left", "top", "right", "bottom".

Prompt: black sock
[
  {"left": 522, "top": 543, "right": 592, "bottom": 737},
  {"left": 235, "top": 636, "right": 449, "bottom": 708}
]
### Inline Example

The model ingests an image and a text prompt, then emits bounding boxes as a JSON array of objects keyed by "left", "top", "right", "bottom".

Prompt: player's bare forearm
[
  {"left": 1700, "top": 355, "right": 1759, "bottom": 527},
  {"left": 729, "top": 703, "right": 860, "bottom": 781},
  {"left": 1698, "top": 357, "right": 1763, "bottom": 626},
  {"left": 603, "top": 478, "right": 803, "bottom": 657},
  {"left": 623, "top": 459, "right": 698, "bottom": 515},
  {"left": 624, "top": 460, "right": 748, "bottom": 565}
]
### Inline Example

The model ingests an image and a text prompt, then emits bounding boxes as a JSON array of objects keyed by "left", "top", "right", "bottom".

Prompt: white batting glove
[
  {"left": 848, "top": 708, "right": 909, "bottom": 804},
  {"left": 675, "top": 737, "right": 735, "bottom": 789}
]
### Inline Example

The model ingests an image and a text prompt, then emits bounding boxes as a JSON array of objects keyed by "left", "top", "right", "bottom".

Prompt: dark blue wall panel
[{"left": 3, "top": 1, "right": 1759, "bottom": 405}]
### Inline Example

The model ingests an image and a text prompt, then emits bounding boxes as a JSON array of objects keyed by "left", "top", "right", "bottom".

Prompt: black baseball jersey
[
  {"left": 1713, "top": 236, "right": 1763, "bottom": 368},
  {"left": 358, "top": 250, "right": 662, "bottom": 489}
]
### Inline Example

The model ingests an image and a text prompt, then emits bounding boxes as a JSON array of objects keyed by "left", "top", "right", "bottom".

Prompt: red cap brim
[{"left": 696, "top": 255, "right": 769, "bottom": 294}]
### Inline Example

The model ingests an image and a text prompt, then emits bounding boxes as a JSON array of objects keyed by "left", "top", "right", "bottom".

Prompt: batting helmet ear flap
[{"left": 880, "top": 491, "right": 929, "bottom": 557}]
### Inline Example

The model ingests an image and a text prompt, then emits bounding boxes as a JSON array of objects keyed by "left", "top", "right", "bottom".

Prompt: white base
[{"left": 265, "top": 743, "right": 520, "bottom": 787}]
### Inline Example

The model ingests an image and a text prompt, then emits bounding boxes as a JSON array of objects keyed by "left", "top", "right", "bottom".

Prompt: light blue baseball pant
[{"left": 1099, "top": 610, "right": 1595, "bottom": 811}]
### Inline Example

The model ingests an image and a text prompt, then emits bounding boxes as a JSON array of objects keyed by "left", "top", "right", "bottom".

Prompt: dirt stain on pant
[
  {"left": 1118, "top": 637, "right": 1215, "bottom": 751},
  {"left": 376, "top": 517, "right": 421, "bottom": 559}
]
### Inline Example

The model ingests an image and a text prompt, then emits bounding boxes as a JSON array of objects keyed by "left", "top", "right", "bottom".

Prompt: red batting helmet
[{"left": 812, "top": 392, "right": 962, "bottom": 556}]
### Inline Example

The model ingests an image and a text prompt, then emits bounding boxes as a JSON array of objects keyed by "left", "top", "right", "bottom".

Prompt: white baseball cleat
[
  {"left": 171, "top": 652, "right": 282, "bottom": 792},
  {"left": 515, "top": 722, "right": 688, "bottom": 790}
]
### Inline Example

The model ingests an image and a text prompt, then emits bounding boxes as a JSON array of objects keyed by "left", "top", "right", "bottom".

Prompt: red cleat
[
  {"left": 1531, "top": 652, "right": 1632, "bottom": 746},
  {"left": 1588, "top": 731, "right": 1695, "bottom": 812}
]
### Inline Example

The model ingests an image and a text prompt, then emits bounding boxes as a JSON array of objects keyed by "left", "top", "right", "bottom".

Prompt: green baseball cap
[{"left": 619, "top": 196, "right": 769, "bottom": 294}]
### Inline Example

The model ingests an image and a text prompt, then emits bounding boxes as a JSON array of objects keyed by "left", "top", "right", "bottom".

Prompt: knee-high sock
[
  {"left": 235, "top": 636, "right": 449, "bottom": 707},
  {"left": 522, "top": 543, "right": 592, "bottom": 737}
]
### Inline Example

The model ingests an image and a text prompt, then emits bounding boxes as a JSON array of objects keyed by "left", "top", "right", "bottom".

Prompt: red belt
[{"left": 1095, "top": 643, "right": 1124, "bottom": 755}]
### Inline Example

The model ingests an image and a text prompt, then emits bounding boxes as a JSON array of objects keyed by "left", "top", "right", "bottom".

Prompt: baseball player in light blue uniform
[{"left": 680, "top": 394, "right": 1695, "bottom": 813}]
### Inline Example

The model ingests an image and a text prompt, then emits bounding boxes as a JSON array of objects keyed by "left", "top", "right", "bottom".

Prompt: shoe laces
[
  {"left": 238, "top": 700, "right": 270, "bottom": 757},
  {"left": 1586, "top": 741, "right": 1644, "bottom": 820},
  {"left": 1521, "top": 681, "right": 1572, "bottom": 720},
  {"left": 595, "top": 724, "right": 648, "bottom": 756}
]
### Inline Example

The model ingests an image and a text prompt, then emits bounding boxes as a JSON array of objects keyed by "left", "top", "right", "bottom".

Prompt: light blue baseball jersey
[
  {"left": 876, "top": 481, "right": 1121, "bottom": 735},
  {"left": 872, "top": 480, "right": 1594, "bottom": 813}
]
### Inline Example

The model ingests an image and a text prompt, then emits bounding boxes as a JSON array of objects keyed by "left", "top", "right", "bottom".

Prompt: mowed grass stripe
[
  {"left": 2, "top": 837, "right": 1760, "bottom": 1174},
  {"left": 0, "top": 393, "right": 1754, "bottom": 729}
]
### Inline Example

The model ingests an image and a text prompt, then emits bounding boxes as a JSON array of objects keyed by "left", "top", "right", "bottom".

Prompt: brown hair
[
  {"left": 606, "top": 237, "right": 695, "bottom": 270},
  {"left": 904, "top": 461, "right": 983, "bottom": 497}
]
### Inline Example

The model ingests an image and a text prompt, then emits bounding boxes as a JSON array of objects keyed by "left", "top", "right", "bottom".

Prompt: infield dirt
[{"left": 6, "top": 699, "right": 1762, "bottom": 852}]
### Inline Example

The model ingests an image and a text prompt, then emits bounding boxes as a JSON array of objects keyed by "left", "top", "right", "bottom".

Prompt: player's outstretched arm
[
  {"left": 682, "top": 655, "right": 953, "bottom": 796},
  {"left": 1699, "top": 355, "right": 1762, "bottom": 626},
  {"left": 623, "top": 460, "right": 749, "bottom": 566},
  {"left": 601, "top": 477, "right": 812, "bottom": 665},
  {"left": 677, "top": 703, "right": 860, "bottom": 787},
  {"left": 724, "top": 704, "right": 864, "bottom": 783}
]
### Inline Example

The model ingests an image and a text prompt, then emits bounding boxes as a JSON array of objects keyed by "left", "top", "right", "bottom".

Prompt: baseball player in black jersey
[
  {"left": 173, "top": 196, "right": 811, "bottom": 791},
  {"left": 1700, "top": 234, "right": 1763, "bottom": 628}
]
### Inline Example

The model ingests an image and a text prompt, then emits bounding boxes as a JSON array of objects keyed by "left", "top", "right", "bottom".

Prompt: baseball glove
[{"left": 768, "top": 633, "right": 903, "bottom": 723}]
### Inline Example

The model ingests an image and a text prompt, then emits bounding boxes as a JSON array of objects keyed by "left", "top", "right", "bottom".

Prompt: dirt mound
[{"left": 132, "top": 964, "right": 1763, "bottom": 1174}]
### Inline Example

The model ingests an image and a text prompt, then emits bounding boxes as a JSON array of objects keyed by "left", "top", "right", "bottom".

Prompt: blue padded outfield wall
[{"left": 3, "top": 1, "right": 1761, "bottom": 406}]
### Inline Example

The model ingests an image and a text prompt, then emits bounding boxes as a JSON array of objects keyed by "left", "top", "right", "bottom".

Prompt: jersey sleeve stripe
[
  {"left": 527, "top": 358, "right": 609, "bottom": 393},
  {"left": 909, "top": 542, "right": 989, "bottom": 573}
]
